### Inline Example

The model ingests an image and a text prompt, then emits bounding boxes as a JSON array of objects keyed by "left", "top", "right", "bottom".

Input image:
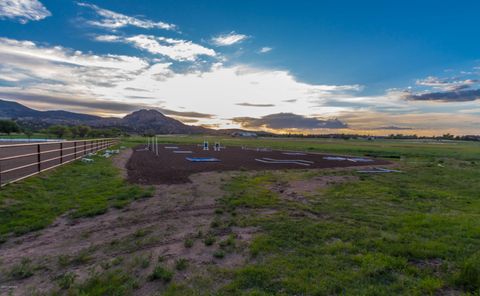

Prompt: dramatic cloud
[
  {"left": 95, "top": 34, "right": 216, "bottom": 61},
  {"left": 157, "top": 108, "right": 214, "bottom": 119},
  {"left": 0, "top": 37, "right": 365, "bottom": 128},
  {"left": 375, "top": 126, "right": 414, "bottom": 130},
  {"left": 232, "top": 113, "right": 348, "bottom": 130},
  {"left": 0, "top": 91, "right": 143, "bottom": 114},
  {"left": 236, "top": 102, "right": 275, "bottom": 107},
  {"left": 0, "top": 0, "right": 50, "bottom": 23},
  {"left": 405, "top": 89, "right": 480, "bottom": 102},
  {"left": 77, "top": 2, "right": 175, "bottom": 30},
  {"left": 259, "top": 47, "right": 273, "bottom": 53},
  {"left": 211, "top": 32, "right": 248, "bottom": 46},
  {"left": 416, "top": 76, "right": 479, "bottom": 91}
]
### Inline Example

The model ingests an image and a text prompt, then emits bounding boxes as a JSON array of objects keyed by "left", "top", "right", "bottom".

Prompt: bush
[
  {"left": 213, "top": 250, "right": 225, "bottom": 259},
  {"left": 149, "top": 265, "right": 174, "bottom": 282},
  {"left": 204, "top": 235, "right": 216, "bottom": 246},
  {"left": 9, "top": 258, "right": 34, "bottom": 279},
  {"left": 57, "top": 272, "right": 76, "bottom": 289},
  {"left": 175, "top": 258, "right": 188, "bottom": 271},
  {"left": 184, "top": 238, "right": 194, "bottom": 248}
]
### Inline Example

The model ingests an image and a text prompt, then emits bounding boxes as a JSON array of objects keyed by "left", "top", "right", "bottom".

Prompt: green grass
[
  {"left": 2, "top": 135, "right": 480, "bottom": 294},
  {"left": 0, "top": 144, "right": 153, "bottom": 237},
  {"left": 212, "top": 159, "right": 480, "bottom": 295}
]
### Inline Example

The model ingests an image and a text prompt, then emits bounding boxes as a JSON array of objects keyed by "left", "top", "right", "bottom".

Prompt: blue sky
[{"left": 0, "top": 0, "right": 479, "bottom": 135}]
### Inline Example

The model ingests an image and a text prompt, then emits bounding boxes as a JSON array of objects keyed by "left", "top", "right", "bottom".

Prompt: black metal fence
[{"left": 0, "top": 138, "right": 118, "bottom": 186}]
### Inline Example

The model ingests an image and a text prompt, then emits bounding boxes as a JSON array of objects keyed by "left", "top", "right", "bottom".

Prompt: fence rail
[{"left": 0, "top": 138, "right": 118, "bottom": 187}]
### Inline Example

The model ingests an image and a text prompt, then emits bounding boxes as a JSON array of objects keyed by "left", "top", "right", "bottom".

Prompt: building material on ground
[
  {"left": 164, "top": 146, "right": 179, "bottom": 149},
  {"left": 173, "top": 150, "right": 193, "bottom": 154},
  {"left": 323, "top": 156, "right": 347, "bottom": 161},
  {"left": 81, "top": 158, "right": 94, "bottom": 163},
  {"left": 262, "top": 157, "right": 314, "bottom": 164},
  {"left": 255, "top": 158, "right": 311, "bottom": 166},
  {"left": 186, "top": 157, "right": 220, "bottom": 162},
  {"left": 283, "top": 152, "right": 307, "bottom": 156},
  {"left": 357, "top": 167, "right": 401, "bottom": 173},
  {"left": 347, "top": 157, "right": 373, "bottom": 163}
]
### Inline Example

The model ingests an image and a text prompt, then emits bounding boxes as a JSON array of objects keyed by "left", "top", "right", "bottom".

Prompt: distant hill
[
  {"left": 0, "top": 99, "right": 101, "bottom": 122},
  {"left": 0, "top": 99, "right": 210, "bottom": 134}
]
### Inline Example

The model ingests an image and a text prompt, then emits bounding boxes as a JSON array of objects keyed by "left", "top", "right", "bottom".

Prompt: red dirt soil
[{"left": 126, "top": 144, "right": 390, "bottom": 185}]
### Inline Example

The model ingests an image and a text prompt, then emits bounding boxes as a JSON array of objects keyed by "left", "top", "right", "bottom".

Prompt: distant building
[{"left": 231, "top": 131, "right": 258, "bottom": 137}]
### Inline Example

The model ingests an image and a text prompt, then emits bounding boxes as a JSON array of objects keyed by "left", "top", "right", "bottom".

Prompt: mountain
[
  {"left": 0, "top": 99, "right": 210, "bottom": 134},
  {"left": 120, "top": 109, "right": 209, "bottom": 134},
  {"left": 0, "top": 99, "right": 101, "bottom": 122}
]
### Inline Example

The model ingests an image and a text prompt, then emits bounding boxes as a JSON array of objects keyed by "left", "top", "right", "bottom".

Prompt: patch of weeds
[
  {"left": 215, "top": 208, "right": 224, "bottom": 215},
  {"left": 184, "top": 237, "right": 194, "bottom": 248},
  {"left": 149, "top": 265, "right": 174, "bottom": 282},
  {"left": 213, "top": 250, "right": 225, "bottom": 259},
  {"left": 73, "top": 270, "right": 138, "bottom": 294},
  {"left": 58, "top": 249, "right": 93, "bottom": 267},
  {"left": 204, "top": 235, "right": 216, "bottom": 246},
  {"left": 196, "top": 230, "right": 203, "bottom": 238},
  {"left": 9, "top": 258, "right": 34, "bottom": 279},
  {"left": 57, "top": 272, "right": 76, "bottom": 289},
  {"left": 133, "top": 228, "right": 150, "bottom": 238},
  {"left": 455, "top": 252, "right": 480, "bottom": 292},
  {"left": 175, "top": 258, "right": 188, "bottom": 271},
  {"left": 133, "top": 253, "right": 151, "bottom": 269},
  {"left": 219, "top": 234, "right": 236, "bottom": 251},
  {"left": 210, "top": 217, "right": 221, "bottom": 228}
]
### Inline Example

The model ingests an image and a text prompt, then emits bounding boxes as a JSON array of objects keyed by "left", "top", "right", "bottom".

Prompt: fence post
[
  {"left": 84, "top": 141, "right": 86, "bottom": 155},
  {"left": 74, "top": 141, "right": 77, "bottom": 159},
  {"left": 60, "top": 142, "right": 63, "bottom": 164},
  {"left": 37, "top": 144, "right": 41, "bottom": 173}
]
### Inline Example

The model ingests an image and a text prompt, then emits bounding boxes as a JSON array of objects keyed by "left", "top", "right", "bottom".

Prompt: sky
[{"left": 0, "top": 0, "right": 479, "bottom": 136}]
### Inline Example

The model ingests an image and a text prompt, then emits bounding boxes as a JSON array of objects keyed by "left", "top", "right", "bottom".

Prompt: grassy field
[
  {"left": 1, "top": 136, "right": 479, "bottom": 294},
  {"left": 0, "top": 143, "right": 153, "bottom": 239}
]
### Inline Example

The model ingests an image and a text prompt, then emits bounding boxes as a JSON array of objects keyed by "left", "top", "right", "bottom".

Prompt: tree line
[{"left": 0, "top": 120, "right": 124, "bottom": 139}]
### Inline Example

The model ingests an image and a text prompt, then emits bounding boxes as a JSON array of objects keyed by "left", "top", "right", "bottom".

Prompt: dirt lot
[
  {"left": 0, "top": 147, "right": 391, "bottom": 294},
  {"left": 127, "top": 144, "right": 390, "bottom": 184}
]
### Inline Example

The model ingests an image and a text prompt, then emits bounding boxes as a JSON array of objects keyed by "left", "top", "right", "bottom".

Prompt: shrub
[
  {"left": 149, "top": 265, "right": 173, "bottom": 282},
  {"left": 204, "top": 235, "right": 216, "bottom": 246},
  {"left": 184, "top": 238, "right": 194, "bottom": 248},
  {"left": 175, "top": 258, "right": 188, "bottom": 271}
]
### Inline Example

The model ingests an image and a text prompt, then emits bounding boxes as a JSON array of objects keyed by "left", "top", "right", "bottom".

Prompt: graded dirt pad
[{"left": 127, "top": 144, "right": 390, "bottom": 185}]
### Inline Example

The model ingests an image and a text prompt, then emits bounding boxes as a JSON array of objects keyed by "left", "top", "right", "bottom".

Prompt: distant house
[{"left": 231, "top": 131, "right": 258, "bottom": 138}]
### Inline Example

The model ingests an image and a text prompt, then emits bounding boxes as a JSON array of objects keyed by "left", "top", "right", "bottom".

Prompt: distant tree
[
  {"left": 143, "top": 129, "right": 156, "bottom": 137},
  {"left": 0, "top": 120, "right": 20, "bottom": 135},
  {"left": 48, "top": 125, "right": 70, "bottom": 139},
  {"left": 23, "top": 129, "right": 34, "bottom": 140},
  {"left": 77, "top": 125, "right": 91, "bottom": 138},
  {"left": 70, "top": 126, "right": 79, "bottom": 138}
]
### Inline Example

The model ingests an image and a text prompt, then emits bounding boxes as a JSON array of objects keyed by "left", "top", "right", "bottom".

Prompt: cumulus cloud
[
  {"left": 95, "top": 34, "right": 216, "bottom": 61},
  {"left": 211, "top": 32, "right": 248, "bottom": 46},
  {"left": 259, "top": 47, "right": 273, "bottom": 53},
  {"left": 232, "top": 113, "right": 348, "bottom": 130},
  {"left": 236, "top": 102, "right": 275, "bottom": 107},
  {"left": 0, "top": 0, "right": 50, "bottom": 23},
  {"left": 77, "top": 2, "right": 175, "bottom": 30},
  {"left": 404, "top": 89, "right": 480, "bottom": 102}
]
